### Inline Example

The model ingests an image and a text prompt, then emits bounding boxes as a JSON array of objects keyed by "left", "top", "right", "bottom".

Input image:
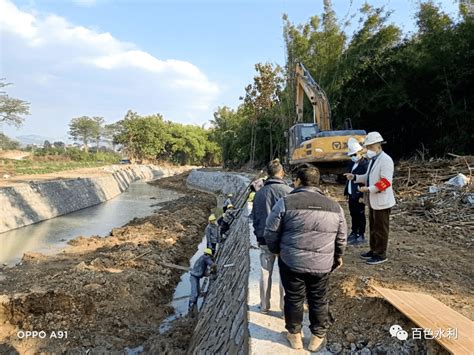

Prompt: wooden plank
[
  {"left": 157, "top": 261, "right": 190, "bottom": 271},
  {"left": 373, "top": 286, "right": 474, "bottom": 355}
]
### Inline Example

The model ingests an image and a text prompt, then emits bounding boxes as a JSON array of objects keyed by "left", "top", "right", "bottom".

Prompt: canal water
[{"left": 0, "top": 181, "right": 183, "bottom": 266}]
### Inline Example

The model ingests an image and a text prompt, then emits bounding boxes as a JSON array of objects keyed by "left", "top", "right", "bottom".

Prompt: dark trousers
[
  {"left": 278, "top": 259, "right": 330, "bottom": 337},
  {"left": 348, "top": 198, "right": 366, "bottom": 235},
  {"left": 368, "top": 207, "right": 391, "bottom": 258},
  {"left": 207, "top": 242, "right": 217, "bottom": 254},
  {"left": 189, "top": 275, "right": 200, "bottom": 305}
]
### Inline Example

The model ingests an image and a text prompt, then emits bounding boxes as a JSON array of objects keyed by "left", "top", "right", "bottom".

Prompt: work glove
[
  {"left": 331, "top": 256, "right": 343, "bottom": 272},
  {"left": 210, "top": 264, "right": 217, "bottom": 274}
]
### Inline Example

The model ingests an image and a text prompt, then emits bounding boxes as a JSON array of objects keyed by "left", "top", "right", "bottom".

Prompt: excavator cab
[{"left": 288, "top": 123, "right": 318, "bottom": 151}]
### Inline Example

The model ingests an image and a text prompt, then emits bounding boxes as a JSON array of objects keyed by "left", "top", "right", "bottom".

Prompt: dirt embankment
[{"left": 0, "top": 172, "right": 214, "bottom": 354}]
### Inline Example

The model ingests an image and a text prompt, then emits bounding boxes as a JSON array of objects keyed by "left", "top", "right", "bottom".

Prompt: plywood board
[{"left": 373, "top": 286, "right": 473, "bottom": 354}]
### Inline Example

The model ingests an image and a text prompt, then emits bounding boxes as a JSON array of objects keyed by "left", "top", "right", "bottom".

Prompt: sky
[{"left": 0, "top": 0, "right": 460, "bottom": 141}]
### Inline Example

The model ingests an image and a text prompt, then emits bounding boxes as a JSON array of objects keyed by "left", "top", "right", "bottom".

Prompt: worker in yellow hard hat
[
  {"left": 205, "top": 214, "right": 219, "bottom": 254},
  {"left": 220, "top": 203, "right": 239, "bottom": 240},
  {"left": 223, "top": 193, "right": 235, "bottom": 212},
  {"left": 189, "top": 248, "right": 216, "bottom": 315}
]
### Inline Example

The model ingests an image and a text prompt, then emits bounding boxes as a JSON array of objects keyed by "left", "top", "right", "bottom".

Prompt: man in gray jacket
[
  {"left": 252, "top": 159, "right": 292, "bottom": 314},
  {"left": 264, "top": 167, "right": 347, "bottom": 352}
]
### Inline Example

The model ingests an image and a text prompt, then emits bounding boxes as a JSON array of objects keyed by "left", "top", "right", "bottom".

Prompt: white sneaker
[
  {"left": 286, "top": 332, "right": 303, "bottom": 350},
  {"left": 308, "top": 335, "right": 326, "bottom": 352}
]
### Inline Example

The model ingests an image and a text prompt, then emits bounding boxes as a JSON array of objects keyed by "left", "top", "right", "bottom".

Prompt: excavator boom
[{"left": 295, "top": 63, "right": 331, "bottom": 131}]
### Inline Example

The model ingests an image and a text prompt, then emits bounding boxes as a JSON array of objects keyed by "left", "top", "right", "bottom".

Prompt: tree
[
  {"left": 102, "top": 122, "right": 121, "bottom": 150},
  {"left": 0, "top": 133, "right": 20, "bottom": 150},
  {"left": 68, "top": 116, "right": 102, "bottom": 152},
  {"left": 43, "top": 140, "right": 52, "bottom": 149},
  {"left": 92, "top": 116, "right": 105, "bottom": 149},
  {"left": 242, "top": 63, "right": 284, "bottom": 165},
  {"left": 113, "top": 111, "right": 169, "bottom": 162},
  {"left": 53, "top": 141, "right": 66, "bottom": 149},
  {"left": 0, "top": 79, "right": 30, "bottom": 127}
]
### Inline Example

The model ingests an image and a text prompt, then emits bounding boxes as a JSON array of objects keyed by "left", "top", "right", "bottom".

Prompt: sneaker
[
  {"left": 347, "top": 232, "right": 358, "bottom": 242},
  {"left": 308, "top": 335, "right": 327, "bottom": 352},
  {"left": 360, "top": 250, "right": 374, "bottom": 259},
  {"left": 286, "top": 332, "right": 303, "bottom": 350},
  {"left": 349, "top": 234, "right": 366, "bottom": 245},
  {"left": 366, "top": 255, "right": 387, "bottom": 265}
]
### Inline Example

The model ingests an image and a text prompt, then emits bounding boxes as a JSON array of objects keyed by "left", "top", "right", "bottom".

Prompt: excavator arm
[{"left": 295, "top": 63, "right": 332, "bottom": 131}]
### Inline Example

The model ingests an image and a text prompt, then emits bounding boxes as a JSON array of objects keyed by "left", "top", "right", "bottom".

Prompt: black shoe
[
  {"left": 350, "top": 234, "right": 366, "bottom": 245},
  {"left": 360, "top": 250, "right": 374, "bottom": 259},
  {"left": 366, "top": 255, "right": 387, "bottom": 265},
  {"left": 347, "top": 232, "right": 358, "bottom": 242}
]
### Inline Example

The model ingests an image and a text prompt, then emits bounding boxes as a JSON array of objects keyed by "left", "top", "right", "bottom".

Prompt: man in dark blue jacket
[
  {"left": 264, "top": 167, "right": 347, "bottom": 351},
  {"left": 344, "top": 138, "right": 369, "bottom": 245},
  {"left": 252, "top": 159, "right": 292, "bottom": 314}
]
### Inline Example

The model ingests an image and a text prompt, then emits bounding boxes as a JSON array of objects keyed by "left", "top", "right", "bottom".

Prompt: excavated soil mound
[{"left": 0, "top": 172, "right": 214, "bottom": 354}]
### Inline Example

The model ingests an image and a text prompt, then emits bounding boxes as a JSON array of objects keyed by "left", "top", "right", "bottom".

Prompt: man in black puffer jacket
[{"left": 264, "top": 167, "right": 347, "bottom": 352}]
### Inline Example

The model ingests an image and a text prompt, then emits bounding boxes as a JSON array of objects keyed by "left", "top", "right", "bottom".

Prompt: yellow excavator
[{"left": 285, "top": 63, "right": 366, "bottom": 174}]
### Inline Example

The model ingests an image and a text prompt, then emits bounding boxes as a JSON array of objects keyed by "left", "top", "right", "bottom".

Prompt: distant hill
[{"left": 16, "top": 135, "right": 70, "bottom": 146}]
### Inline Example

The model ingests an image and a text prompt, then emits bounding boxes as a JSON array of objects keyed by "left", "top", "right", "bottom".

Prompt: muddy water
[{"left": 0, "top": 181, "right": 183, "bottom": 266}]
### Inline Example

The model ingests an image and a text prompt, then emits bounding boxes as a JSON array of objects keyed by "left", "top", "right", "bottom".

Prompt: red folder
[{"left": 375, "top": 178, "right": 391, "bottom": 192}]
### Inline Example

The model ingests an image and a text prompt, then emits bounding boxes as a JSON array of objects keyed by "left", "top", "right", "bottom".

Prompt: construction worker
[
  {"left": 252, "top": 159, "right": 292, "bottom": 314},
  {"left": 188, "top": 248, "right": 216, "bottom": 315},
  {"left": 344, "top": 138, "right": 369, "bottom": 245},
  {"left": 219, "top": 204, "right": 239, "bottom": 239},
  {"left": 264, "top": 167, "right": 347, "bottom": 352},
  {"left": 247, "top": 176, "right": 268, "bottom": 204},
  {"left": 251, "top": 177, "right": 267, "bottom": 192},
  {"left": 345, "top": 131, "right": 396, "bottom": 265},
  {"left": 223, "top": 193, "right": 234, "bottom": 213},
  {"left": 205, "top": 214, "right": 219, "bottom": 254},
  {"left": 247, "top": 186, "right": 256, "bottom": 203}
]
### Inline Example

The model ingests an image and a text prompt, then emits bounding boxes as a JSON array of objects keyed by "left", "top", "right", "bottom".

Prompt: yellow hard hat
[
  {"left": 227, "top": 193, "right": 233, "bottom": 197},
  {"left": 227, "top": 204, "right": 234, "bottom": 209},
  {"left": 204, "top": 248, "right": 213, "bottom": 256},
  {"left": 208, "top": 214, "right": 217, "bottom": 222}
]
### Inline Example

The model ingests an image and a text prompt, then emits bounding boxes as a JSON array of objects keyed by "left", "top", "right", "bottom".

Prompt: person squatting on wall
[
  {"left": 345, "top": 131, "right": 396, "bottom": 265},
  {"left": 188, "top": 248, "right": 216, "bottom": 316},
  {"left": 252, "top": 159, "right": 293, "bottom": 314},
  {"left": 344, "top": 138, "right": 369, "bottom": 246},
  {"left": 264, "top": 166, "right": 347, "bottom": 352}
]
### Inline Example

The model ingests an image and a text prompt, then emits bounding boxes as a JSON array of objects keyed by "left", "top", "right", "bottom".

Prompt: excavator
[{"left": 285, "top": 63, "right": 366, "bottom": 175}]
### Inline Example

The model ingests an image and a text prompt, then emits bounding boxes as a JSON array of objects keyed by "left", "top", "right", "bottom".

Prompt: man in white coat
[{"left": 344, "top": 132, "right": 396, "bottom": 265}]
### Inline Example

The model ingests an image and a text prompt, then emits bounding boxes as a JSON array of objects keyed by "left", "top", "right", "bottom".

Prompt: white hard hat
[
  {"left": 347, "top": 137, "right": 364, "bottom": 156},
  {"left": 363, "top": 132, "right": 385, "bottom": 146}
]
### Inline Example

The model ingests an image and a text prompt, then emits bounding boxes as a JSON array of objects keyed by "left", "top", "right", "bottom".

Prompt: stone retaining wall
[
  {"left": 186, "top": 170, "right": 251, "bottom": 354},
  {"left": 0, "top": 165, "right": 190, "bottom": 233}
]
